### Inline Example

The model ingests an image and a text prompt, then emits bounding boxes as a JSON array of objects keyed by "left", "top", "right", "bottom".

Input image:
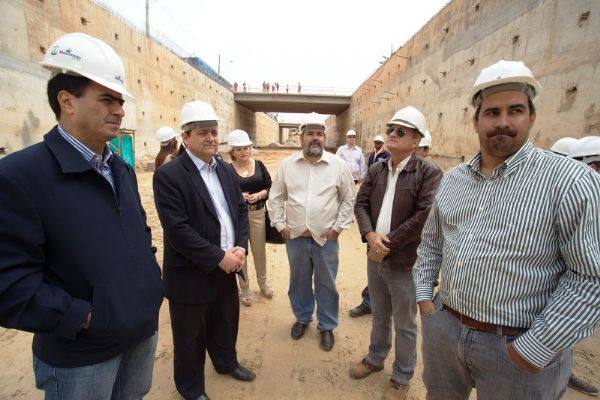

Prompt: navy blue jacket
[
  {"left": 0, "top": 127, "right": 164, "bottom": 367},
  {"left": 153, "top": 151, "right": 248, "bottom": 304}
]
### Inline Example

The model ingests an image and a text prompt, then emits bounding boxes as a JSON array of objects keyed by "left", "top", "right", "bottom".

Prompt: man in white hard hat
[
  {"left": 415, "top": 130, "right": 432, "bottom": 158},
  {"left": 269, "top": 112, "right": 356, "bottom": 351},
  {"left": 549, "top": 136, "right": 578, "bottom": 156},
  {"left": 0, "top": 33, "right": 164, "bottom": 399},
  {"left": 548, "top": 136, "right": 600, "bottom": 397},
  {"left": 349, "top": 106, "right": 443, "bottom": 400},
  {"left": 570, "top": 136, "right": 600, "bottom": 173},
  {"left": 414, "top": 60, "right": 600, "bottom": 399},
  {"left": 336, "top": 129, "right": 367, "bottom": 184},
  {"left": 153, "top": 100, "right": 254, "bottom": 400},
  {"left": 368, "top": 135, "right": 391, "bottom": 166},
  {"left": 349, "top": 135, "right": 391, "bottom": 319}
]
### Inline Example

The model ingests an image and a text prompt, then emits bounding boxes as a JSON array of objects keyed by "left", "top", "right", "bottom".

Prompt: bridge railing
[{"left": 233, "top": 85, "right": 355, "bottom": 96}]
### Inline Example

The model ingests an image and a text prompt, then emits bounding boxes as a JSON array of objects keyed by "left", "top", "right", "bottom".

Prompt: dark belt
[
  {"left": 443, "top": 303, "right": 526, "bottom": 336},
  {"left": 247, "top": 200, "right": 265, "bottom": 211}
]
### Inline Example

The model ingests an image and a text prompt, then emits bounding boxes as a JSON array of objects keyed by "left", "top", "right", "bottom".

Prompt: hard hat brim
[{"left": 42, "top": 62, "right": 135, "bottom": 102}]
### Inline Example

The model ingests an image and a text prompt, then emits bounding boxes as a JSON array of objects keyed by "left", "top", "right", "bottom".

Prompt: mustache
[{"left": 488, "top": 127, "right": 516, "bottom": 138}]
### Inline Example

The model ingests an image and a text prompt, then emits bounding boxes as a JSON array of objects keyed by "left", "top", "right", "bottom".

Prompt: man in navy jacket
[{"left": 0, "top": 33, "right": 164, "bottom": 399}]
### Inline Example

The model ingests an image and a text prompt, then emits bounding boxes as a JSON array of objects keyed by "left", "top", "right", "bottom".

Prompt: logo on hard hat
[
  {"left": 50, "top": 45, "right": 59, "bottom": 56},
  {"left": 114, "top": 75, "right": 124, "bottom": 84},
  {"left": 56, "top": 47, "right": 82, "bottom": 61}
]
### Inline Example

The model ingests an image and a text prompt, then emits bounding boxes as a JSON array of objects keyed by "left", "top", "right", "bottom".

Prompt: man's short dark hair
[
  {"left": 47, "top": 73, "right": 92, "bottom": 119},
  {"left": 474, "top": 96, "right": 535, "bottom": 122}
]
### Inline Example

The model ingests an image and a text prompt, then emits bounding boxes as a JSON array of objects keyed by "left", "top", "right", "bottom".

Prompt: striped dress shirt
[
  {"left": 57, "top": 125, "right": 115, "bottom": 191},
  {"left": 414, "top": 141, "right": 600, "bottom": 369}
]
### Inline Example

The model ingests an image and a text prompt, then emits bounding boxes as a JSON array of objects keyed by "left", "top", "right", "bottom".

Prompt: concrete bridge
[{"left": 233, "top": 93, "right": 351, "bottom": 115}]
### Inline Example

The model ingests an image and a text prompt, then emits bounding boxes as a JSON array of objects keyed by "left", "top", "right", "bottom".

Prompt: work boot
[
  {"left": 291, "top": 321, "right": 308, "bottom": 340},
  {"left": 568, "top": 374, "right": 599, "bottom": 396},
  {"left": 384, "top": 380, "right": 410, "bottom": 400},
  {"left": 239, "top": 286, "right": 252, "bottom": 306},
  {"left": 349, "top": 303, "right": 372, "bottom": 318},
  {"left": 259, "top": 283, "right": 274, "bottom": 298},
  {"left": 320, "top": 330, "right": 334, "bottom": 351},
  {"left": 349, "top": 358, "right": 383, "bottom": 379}
]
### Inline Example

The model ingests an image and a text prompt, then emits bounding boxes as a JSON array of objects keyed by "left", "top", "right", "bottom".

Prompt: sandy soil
[{"left": 0, "top": 148, "right": 598, "bottom": 400}]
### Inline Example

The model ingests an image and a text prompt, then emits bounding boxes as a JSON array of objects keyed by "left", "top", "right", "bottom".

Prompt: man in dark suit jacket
[
  {"left": 0, "top": 33, "right": 164, "bottom": 399},
  {"left": 153, "top": 100, "right": 255, "bottom": 400}
]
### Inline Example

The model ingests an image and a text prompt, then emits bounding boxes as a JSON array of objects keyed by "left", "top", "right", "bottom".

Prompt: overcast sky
[{"left": 98, "top": 0, "right": 449, "bottom": 94}]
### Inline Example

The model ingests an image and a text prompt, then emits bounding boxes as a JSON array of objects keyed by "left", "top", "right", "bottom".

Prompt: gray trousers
[
  {"left": 365, "top": 259, "right": 417, "bottom": 385},
  {"left": 421, "top": 295, "right": 572, "bottom": 400}
]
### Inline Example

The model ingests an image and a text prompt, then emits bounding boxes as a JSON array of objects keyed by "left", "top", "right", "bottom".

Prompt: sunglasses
[
  {"left": 347, "top": 135, "right": 356, "bottom": 138},
  {"left": 385, "top": 127, "right": 407, "bottom": 137}
]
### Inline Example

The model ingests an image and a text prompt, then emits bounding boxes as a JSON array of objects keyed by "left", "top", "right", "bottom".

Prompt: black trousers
[{"left": 169, "top": 276, "right": 240, "bottom": 399}]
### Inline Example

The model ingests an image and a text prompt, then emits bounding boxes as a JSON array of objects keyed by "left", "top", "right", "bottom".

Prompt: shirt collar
[
  {"left": 57, "top": 124, "right": 113, "bottom": 165},
  {"left": 386, "top": 153, "right": 412, "bottom": 174},
  {"left": 467, "top": 141, "right": 534, "bottom": 177},
  {"left": 293, "top": 149, "right": 332, "bottom": 164},
  {"left": 186, "top": 148, "right": 216, "bottom": 171}
]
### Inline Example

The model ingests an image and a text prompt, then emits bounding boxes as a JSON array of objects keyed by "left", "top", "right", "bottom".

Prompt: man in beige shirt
[{"left": 268, "top": 112, "right": 356, "bottom": 351}]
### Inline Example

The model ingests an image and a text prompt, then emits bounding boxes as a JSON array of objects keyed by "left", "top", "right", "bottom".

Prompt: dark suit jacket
[
  {"left": 153, "top": 151, "right": 248, "bottom": 304},
  {"left": 354, "top": 154, "right": 443, "bottom": 271},
  {"left": 0, "top": 126, "right": 164, "bottom": 368}
]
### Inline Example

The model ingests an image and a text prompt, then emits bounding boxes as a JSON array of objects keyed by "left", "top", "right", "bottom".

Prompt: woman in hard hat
[
  {"left": 227, "top": 129, "right": 274, "bottom": 306},
  {"left": 154, "top": 126, "right": 179, "bottom": 169}
]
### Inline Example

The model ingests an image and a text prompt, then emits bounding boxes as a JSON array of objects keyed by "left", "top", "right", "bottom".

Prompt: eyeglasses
[
  {"left": 347, "top": 135, "right": 356, "bottom": 138},
  {"left": 385, "top": 127, "right": 407, "bottom": 137}
]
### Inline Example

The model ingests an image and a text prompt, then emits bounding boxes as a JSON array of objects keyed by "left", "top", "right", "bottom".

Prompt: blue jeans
[
  {"left": 286, "top": 237, "right": 339, "bottom": 331},
  {"left": 361, "top": 285, "right": 371, "bottom": 308},
  {"left": 365, "top": 259, "right": 416, "bottom": 384},
  {"left": 33, "top": 332, "right": 158, "bottom": 400},
  {"left": 421, "top": 295, "right": 571, "bottom": 400}
]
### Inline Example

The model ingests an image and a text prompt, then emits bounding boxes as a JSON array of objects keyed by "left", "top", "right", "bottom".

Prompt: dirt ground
[{"left": 0, "top": 148, "right": 598, "bottom": 400}]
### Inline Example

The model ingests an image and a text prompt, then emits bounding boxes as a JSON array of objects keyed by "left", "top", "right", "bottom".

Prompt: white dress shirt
[
  {"left": 375, "top": 154, "right": 412, "bottom": 235},
  {"left": 186, "top": 149, "right": 235, "bottom": 250},
  {"left": 336, "top": 144, "right": 367, "bottom": 181}
]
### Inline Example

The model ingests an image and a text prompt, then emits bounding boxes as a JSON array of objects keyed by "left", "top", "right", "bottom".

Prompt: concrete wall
[
  {"left": 339, "top": 0, "right": 600, "bottom": 168},
  {"left": 0, "top": 0, "right": 279, "bottom": 166}
]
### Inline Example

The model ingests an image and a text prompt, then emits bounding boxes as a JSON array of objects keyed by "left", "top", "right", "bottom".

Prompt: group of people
[
  {"left": 260, "top": 81, "right": 300, "bottom": 94},
  {"left": 0, "top": 30, "right": 598, "bottom": 400},
  {"left": 231, "top": 81, "right": 247, "bottom": 93}
]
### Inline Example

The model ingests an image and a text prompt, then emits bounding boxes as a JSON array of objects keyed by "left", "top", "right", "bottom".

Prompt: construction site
[{"left": 0, "top": 0, "right": 599, "bottom": 399}]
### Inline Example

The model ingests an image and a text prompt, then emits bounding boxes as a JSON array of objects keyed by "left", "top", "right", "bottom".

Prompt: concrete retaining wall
[
  {"left": 339, "top": 0, "right": 600, "bottom": 167},
  {"left": 0, "top": 0, "right": 279, "bottom": 166}
]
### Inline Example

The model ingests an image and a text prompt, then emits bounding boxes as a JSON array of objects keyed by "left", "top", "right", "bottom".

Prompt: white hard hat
[
  {"left": 299, "top": 112, "right": 326, "bottom": 132},
  {"left": 180, "top": 100, "right": 220, "bottom": 128},
  {"left": 569, "top": 136, "right": 600, "bottom": 164},
  {"left": 470, "top": 60, "right": 541, "bottom": 108},
  {"left": 419, "top": 130, "right": 432, "bottom": 148},
  {"left": 550, "top": 137, "right": 578, "bottom": 156},
  {"left": 386, "top": 106, "right": 427, "bottom": 137},
  {"left": 41, "top": 32, "right": 134, "bottom": 101},
  {"left": 373, "top": 135, "right": 384, "bottom": 142},
  {"left": 346, "top": 130, "right": 357, "bottom": 137},
  {"left": 228, "top": 129, "right": 253, "bottom": 147},
  {"left": 155, "top": 126, "right": 177, "bottom": 144}
]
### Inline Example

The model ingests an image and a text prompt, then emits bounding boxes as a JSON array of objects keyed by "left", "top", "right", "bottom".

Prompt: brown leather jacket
[{"left": 354, "top": 154, "right": 443, "bottom": 271}]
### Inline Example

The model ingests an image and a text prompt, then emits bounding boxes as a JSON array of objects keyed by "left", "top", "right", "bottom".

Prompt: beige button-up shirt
[{"left": 268, "top": 150, "right": 356, "bottom": 246}]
